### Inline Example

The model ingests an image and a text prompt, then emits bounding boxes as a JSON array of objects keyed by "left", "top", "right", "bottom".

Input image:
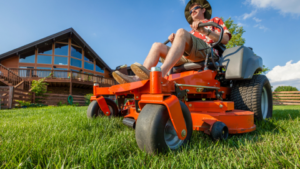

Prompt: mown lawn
[{"left": 0, "top": 105, "right": 299, "bottom": 168}]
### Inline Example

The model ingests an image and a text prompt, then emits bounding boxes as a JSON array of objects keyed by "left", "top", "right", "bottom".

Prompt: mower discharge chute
[{"left": 87, "top": 22, "right": 273, "bottom": 154}]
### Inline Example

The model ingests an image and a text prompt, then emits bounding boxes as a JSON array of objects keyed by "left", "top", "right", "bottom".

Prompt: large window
[
  {"left": 38, "top": 45, "right": 52, "bottom": 55},
  {"left": 96, "top": 65, "right": 104, "bottom": 73},
  {"left": 36, "top": 67, "right": 52, "bottom": 78},
  {"left": 37, "top": 55, "right": 52, "bottom": 64},
  {"left": 53, "top": 68, "right": 68, "bottom": 78},
  {"left": 55, "top": 43, "right": 68, "bottom": 56},
  {"left": 54, "top": 56, "right": 68, "bottom": 65},
  {"left": 84, "top": 62, "right": 94, "bottom": 71},
  {"left": 18, "top": 66, "right": 34, "bottom": 77},
  {"left": 19, "top": 51, "right": 35, "bottom": 63},
  {"left": 71, "top": 58, "right": 82, "bottom": 68},
  {"left": 71, "top": 46, "right": 82, "bottom": 59}
]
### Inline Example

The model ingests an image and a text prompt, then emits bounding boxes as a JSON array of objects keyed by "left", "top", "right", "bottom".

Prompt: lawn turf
[{"left": 0, "top": 105, "right": 299, "bottom": 168}]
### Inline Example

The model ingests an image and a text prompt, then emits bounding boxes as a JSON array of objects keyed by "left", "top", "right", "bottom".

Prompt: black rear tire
[
  {"left": 135, "top": 101, "right": 193, "bottom": 154},
  {"left": 231, "top": 75, "right": 273, "bottom": 121},
  {"left": 87, "top": 98, "right": 119, "bottom": 118}
]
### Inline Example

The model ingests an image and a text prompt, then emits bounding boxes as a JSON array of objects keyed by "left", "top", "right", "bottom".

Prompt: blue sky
[{"left": 0, "top": 0, "right": 300, "bottom": 89}]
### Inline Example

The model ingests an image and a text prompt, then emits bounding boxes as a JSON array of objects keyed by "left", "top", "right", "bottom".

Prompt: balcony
[{"left": 9, "top": 68, "right": 117, "bottom": 88}]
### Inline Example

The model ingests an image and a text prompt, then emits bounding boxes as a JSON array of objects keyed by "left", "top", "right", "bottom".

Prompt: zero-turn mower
[{"left": 87, "top": 22, "right": 273, "bottom": 154}]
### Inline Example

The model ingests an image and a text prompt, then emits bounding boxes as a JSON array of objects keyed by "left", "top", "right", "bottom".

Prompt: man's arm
[
  {"left": 203, "top": 29, "right": 230, "bottom": 45},
  {"left": 191, "top": 20, "right": 230, "bottom": 45}
]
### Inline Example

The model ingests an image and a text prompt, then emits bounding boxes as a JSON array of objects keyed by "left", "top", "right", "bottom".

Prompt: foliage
[
  {"left": 222, "top": 17, "right": 245, "bottom": 48},
  {"left": 85, "top": 93, "right": 93, "bottom": 105},
  {"left": 275, "top": 86, "right": 298, "bottom": 92},
  {"left": 15, "top": 100, "right": 46, "bottom": 108},
  {"left": 30, "top": 76, "right": 48, "bottom": 96},
  {"left": 15, "top": 100, "right": 31, "bottom": 107}
]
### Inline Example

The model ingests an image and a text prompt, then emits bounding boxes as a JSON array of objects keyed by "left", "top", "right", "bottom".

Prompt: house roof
[{"left": 0, "top": 28, "right": 112, "bottom": 72}]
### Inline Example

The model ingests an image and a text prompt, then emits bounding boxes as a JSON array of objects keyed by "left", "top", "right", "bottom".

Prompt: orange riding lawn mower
[{"left": 87, "top": 22, "right": 273, "bottom": 154}]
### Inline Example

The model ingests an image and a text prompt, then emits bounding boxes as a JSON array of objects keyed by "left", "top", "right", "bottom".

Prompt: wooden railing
[
  {"left": 35, "top": 93, "right": 86, "bottom": 106},
  {"left": 9, "top": 68, "right": 116, "bottom": 86},
  {"left": 273, "top": 91, "right": 300, "bottom": 105},
  {"left": 0, "top": 64, "right": 23, "bottom": 86}
]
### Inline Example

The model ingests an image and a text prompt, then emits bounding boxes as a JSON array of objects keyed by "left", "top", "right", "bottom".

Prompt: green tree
[
  {"left": 275, "top": 86, "right": 298, "bottom": 92},
  {"left": 221, "top": 17, "right": 245, "bottom": 48}
]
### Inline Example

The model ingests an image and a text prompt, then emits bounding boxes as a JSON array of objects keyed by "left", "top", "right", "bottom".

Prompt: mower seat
[{"left": 171, "top": 61, "right": 205, "bottom": 73}]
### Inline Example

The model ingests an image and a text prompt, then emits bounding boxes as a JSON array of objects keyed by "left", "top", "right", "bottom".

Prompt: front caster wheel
[
  {"left": 211, "top": 121, "right": 228, "bottom": 141},
  {"left": 87, "top": 98, "right": 119, "bottom": 118},
  {"left": 135, "top": 101, "right": 193, "bottom": 154}
]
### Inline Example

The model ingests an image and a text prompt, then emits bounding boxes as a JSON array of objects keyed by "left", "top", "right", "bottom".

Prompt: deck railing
[
  {"left": 9, "top": 68, "right": 117, "bottom": 86},
  {"left": 0, "top": 64, "right": 23, "bottom": 86}
]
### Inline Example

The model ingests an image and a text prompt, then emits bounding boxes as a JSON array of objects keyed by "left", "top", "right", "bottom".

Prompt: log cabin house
[{"left": 0, "top": 28, "right": 116, "bottom": 106}]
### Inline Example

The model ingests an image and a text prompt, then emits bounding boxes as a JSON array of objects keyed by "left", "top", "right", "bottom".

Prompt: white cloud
[
  {"left": 243, "top": 10, "right": 257, "bottom": 20},
  {"left": 266, "top": 60, "right": 300, "bottom": 90},
  {"left": 254, "top": 24, "right": 268, "bottom": 31},
  {"left": 253, "top": 17, "right": 262, "bottom": 22},
  {"left": 179, "top": 0, "right": 186, "bottom": 5},
  {"left": 250, "top": 0, "right": 300, "bottom": 14}
]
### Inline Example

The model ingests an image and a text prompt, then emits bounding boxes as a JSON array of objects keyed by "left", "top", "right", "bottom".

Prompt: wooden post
[
  {"left": 8, "top": 86, "right": 14, "bottom": 109},
  {"left": 32, "top": 92, "right": 35, "bottom": 103},
  {"left": 69, "top": 72, "right": 72, "bottom": 95}
]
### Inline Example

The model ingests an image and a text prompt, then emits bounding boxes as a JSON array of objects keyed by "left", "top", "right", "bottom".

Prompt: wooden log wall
[
  {"left": 0, "top": 86, "right": 33, "bottom": 109},
  {"left": 273, "top": 91, "right": 300, "bottom": 105},
  {"left": 35, "top": 93, "right": 86, "bottom": 106},
  {"left": 0, "top": 86, "right": 12, "bottom": 109}
]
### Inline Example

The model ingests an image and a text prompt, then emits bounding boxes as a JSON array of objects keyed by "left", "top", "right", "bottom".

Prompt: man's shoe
[
  {"left": 131, "top": 62, "right": 150, "bottom": 80},
  {"left": 112, "top": 71, "right": 136, "bottom": 84}
]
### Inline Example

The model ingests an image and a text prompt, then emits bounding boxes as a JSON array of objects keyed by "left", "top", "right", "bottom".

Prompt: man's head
[
  {"left": 184, "top": 0, "right": 212, "bottom": 24},
  {"left": 189, "top": 3, "right": 206, "bottom": 21}
]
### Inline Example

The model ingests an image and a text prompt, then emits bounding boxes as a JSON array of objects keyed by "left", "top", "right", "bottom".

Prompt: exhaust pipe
[{"left": 122, "top": 118, "right": 136, "bottom": 129}]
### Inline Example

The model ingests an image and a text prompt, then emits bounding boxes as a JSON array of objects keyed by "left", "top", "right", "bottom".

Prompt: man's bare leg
[
  {"left": 143, "top": 42, "right": 170, "bottom": 70},
  {"left": 161, "top": 29, "right": 193, "bottom": 76}
]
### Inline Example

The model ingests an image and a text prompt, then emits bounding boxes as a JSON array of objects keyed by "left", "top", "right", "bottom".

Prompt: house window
[
  {"left": 84, "top": 62, "right": 94, "bottom": 71},
  {"left": 71, "top": 58, "right": 82, "bottom": 68},
  {"left": 96, "top": 65, "right": 104, "bottom": 73},
  {"left": 19, "top": 51, "right": 35, "bottom": 63},
  {"left": 38, "top": 45, "right": 52, "bottom": 55},
  {"left": 55, "top": 43, "right": 68, "bottom": 56},
  {"left": 84, "top": 54, "right": 93, "bottom": 62},
  {"left": 53, "top": 68, "right": 68, "bottom": 78},
  {"left": 18, "top": 66, "right": 34, "bottom": 77},
  {"left": 36, "top": 67, "right": 52, "bottom": 78},
  {"left": 37, "top": 55, "right": 52, "bottom": 64},
  {"left": 71, "top": 46, "right": 82, "bottom": 59},
  {"left": 54, "top": 56, "right": 68, "bottom": 65}
]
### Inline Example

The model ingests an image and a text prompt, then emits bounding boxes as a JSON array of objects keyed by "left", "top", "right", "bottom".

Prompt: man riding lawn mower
[{"left": 87, "top": 0, "right": 273, "bottom": 154}]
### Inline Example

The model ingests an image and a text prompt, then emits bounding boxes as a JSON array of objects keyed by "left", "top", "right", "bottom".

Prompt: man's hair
[{"left": 189, "top": 2, "right": 202, "bottom": 10}]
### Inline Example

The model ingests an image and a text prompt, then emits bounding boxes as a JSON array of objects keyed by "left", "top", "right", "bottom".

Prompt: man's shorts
[{"left": 161, "top": 34, "right": 216, "bottom": 67}]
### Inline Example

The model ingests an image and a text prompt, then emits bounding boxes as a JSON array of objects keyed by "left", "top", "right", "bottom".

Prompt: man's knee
[
  {"left": 151, "top": 42, "right": 165, "bottom": 51},
  {"left": 176, "top": 28, "right": 189, "bottom": 37}
]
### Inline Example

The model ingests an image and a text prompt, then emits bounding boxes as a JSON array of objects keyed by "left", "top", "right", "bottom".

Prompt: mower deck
[{"left": 124, "top": 100, "right": 256, "bottom": 134}]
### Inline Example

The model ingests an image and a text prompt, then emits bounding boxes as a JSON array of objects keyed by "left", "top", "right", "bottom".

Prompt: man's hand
[
  {"left": 168, "top": 33, "right": 175, "bottom": 43},
  {"left": 191, "top": 20, "right": 206, "bottom": 34}
]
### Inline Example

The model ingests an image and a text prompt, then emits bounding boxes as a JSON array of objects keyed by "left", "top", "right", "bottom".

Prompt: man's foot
[
  {"left": 112, "top": 71, "right": 136, "bottom": 84},
  {"left": 131, "top": 62, "right": 150, "bottom": 80}
]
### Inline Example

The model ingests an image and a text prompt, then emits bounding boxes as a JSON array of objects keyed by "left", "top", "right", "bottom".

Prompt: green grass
[{"left": 0, "top": 105, "right": 299, "bottom": 168}]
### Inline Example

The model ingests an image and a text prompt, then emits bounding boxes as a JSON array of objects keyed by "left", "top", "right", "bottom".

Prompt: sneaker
[
  {"left": 131, "top": 62, "right": 150, "bottom": 80},
  {"left": 112, "top": 71, "right": 136, "bottom": 84}
]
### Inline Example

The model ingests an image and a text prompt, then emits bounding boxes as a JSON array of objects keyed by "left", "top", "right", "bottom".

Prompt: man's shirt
[{"left": 190, "top": 17, "right": 232, "bottom": 56}]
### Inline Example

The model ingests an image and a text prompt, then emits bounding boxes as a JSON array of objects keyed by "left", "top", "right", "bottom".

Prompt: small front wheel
[
  {"left": 135, "top": 101, "right": 193, "bottom": 154},
  {"left": 87, "top": 98, "right": 119, "bottom": 118},
  {"left": 210, "top": 121, "right": 228, "bottom": 141}
]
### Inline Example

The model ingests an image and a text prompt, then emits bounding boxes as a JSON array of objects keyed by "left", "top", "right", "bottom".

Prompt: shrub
[
  {"left": 274, "top": 86, "right": 298, "bottom": 92},
  {"left": 85, "top": 93, "right": 93, "bottom": 105}
]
